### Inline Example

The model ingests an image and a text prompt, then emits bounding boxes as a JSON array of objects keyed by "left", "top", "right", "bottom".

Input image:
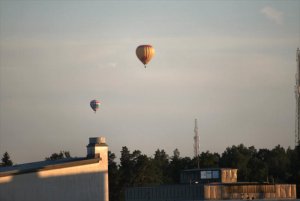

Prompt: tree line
[
  {"left": 108, "top": 144, "right": 300, "bottom": 201},
  {"left": 1, "top": 144, "right": 299, "bottom": 200}
]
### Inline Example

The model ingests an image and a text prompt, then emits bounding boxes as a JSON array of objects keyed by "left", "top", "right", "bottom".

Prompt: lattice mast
[
  {"left": 295, "top": 48, "right": 300, "bottom": 147},
  {"left": 194, "top": 118, "right": 200, "bottom": 158}
]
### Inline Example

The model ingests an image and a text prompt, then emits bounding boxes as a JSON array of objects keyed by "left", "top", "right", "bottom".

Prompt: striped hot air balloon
[
  {"left": 90, "top": 100, "right": 101, "bottom": 113},
  {"left": 136, "top": 45, "right": 155, "bottom": 68}
]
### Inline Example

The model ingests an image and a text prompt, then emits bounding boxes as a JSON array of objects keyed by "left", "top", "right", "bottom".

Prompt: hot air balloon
[
  {"left": 90, "top": 100, "right": 101, "bottom": 113},
  {"left": 136, "top": 45, "right": 155, "bottom": 68}
]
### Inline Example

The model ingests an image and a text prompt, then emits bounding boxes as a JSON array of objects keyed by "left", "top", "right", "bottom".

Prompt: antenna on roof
[
  {"left": 194, "top": 118, "right": 200, "bottom": 168},
  {"left": 295, "top": 48, "right": 300, "bottom": 147}
]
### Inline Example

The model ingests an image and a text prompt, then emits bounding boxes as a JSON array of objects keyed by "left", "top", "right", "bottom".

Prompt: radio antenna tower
[
  {"left": 194, "top": 118, "right": 200, "bottom": 167},
  {"left": 295, "top": 48, "right": 300, "bottom": 147}
]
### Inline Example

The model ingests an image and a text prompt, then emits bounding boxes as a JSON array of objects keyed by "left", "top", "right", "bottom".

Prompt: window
[{"left": 212, "top": 171, "right": 219, "bottom": 179}]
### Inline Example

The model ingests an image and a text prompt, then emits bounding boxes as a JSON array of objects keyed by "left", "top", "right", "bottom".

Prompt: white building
[{"left": 0, "top": 137, "right": 109, "bottom": 201}]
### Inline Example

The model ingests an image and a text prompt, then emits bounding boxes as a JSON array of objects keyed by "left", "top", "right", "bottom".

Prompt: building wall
[
  {"left": 125, "top": 184, "right": 204, "bottom": 201},
  {"left": 0, "top": 141, "right": 109, "bottom": 201},
  {"left": 125, "top": 184, "right": 297, "bottom": 201},
  {"left": 220, "top": 169, "right": 237, "bottom": 183},
  {"left": 204, "top": 184, "right": 297, "bottom": 200}
]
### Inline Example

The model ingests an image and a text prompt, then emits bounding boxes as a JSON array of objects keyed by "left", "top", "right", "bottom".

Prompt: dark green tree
[
  {"left": 287, "top": 145, "right": 300, "bottom": 198},
  {"left": 220, "top": 144, "right": 256, "bottom": 181},
  {"left": 169, "top": 148, "right": 193, "bottom": 183},
  {"left": 198, "top": 151, "right": 220, "bottom": 168},
  {"left": 118, "top": 147, "right": 144, "bottom": 201},
  {"left": 247, "top": 156, "right": 268, "bottom": 182},
  {"left": 173, "top": 148, "right": 180, "bottom": 160},
  {"left": 153, "top": 149, "right": 170, "bottom": 183},
  {"left": 108, "top": 151, "right": 120, "bottom": 201},
  {"left": 119, "top": 146, "right": 133, "bottom": 185},
  {"left": 132, "top": 154, "right": 162, "bottom": 185},
  {"left": 45, "top": 151, "right": 71, "bottom": 161},
  {"left": 266, "top": 145, "right": 290, "bottom": 182},
  {"left": 1, "top": 152, "right": 13, "bottom": 167}
]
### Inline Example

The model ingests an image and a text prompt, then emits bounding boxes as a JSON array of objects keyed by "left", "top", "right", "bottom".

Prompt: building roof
[
  {"left": 182, "top": 168, "right": 237, "bottom": 172},
  {"left": 0, "top": 157, "right": 100, "bottom": 177}
]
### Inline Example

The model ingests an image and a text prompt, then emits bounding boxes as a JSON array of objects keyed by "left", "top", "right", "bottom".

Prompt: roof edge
[{"left": 0, "top": 158, "right": 100, "bottom": 177}]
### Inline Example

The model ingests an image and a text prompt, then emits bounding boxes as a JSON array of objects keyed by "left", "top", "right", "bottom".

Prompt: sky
[{"left": 0, "top": 0, "right": 299, "bottom": 164}]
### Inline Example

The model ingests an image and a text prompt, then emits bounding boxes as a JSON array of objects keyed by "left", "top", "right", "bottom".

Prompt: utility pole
[
  {"left": 295, "top": 48, "right": 300, "bottom": 147},
  {"left": 194, "top": 118, "right": 200, "bottom": 168}
]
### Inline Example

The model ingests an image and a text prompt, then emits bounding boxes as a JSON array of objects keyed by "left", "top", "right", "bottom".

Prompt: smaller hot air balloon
[
  {"left": 136, "top": 45, "right": 155, "bottom": 68},
  {"left": 90, "top": 100, "right": 101, "bottom": 113}
]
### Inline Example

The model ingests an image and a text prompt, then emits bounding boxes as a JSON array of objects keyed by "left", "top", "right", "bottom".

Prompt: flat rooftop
[{"left": 0, "top": 157, "right": 100, "bottom": 177}]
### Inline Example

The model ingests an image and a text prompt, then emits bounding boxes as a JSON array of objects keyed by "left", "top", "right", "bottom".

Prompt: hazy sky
[{"left": 0, "top": 0, "right": 299, "bottom": 164}]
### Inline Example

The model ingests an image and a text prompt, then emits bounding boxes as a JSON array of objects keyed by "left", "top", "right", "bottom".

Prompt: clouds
[{"left": 261, "top": 6, "right": 284, "bottom": 25}]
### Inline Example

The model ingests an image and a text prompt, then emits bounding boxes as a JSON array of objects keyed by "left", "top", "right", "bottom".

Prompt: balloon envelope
[
  {"left": 90, "top": 100, "right": 101, "bottom": 112},
  {"left": 136, "top": 45, "right": 155, "bottom": 67}
]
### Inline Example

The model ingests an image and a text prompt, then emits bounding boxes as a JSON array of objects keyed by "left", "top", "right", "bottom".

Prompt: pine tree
[{"left": 1, "top": 152, "right": 13, "bottom": 167}]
